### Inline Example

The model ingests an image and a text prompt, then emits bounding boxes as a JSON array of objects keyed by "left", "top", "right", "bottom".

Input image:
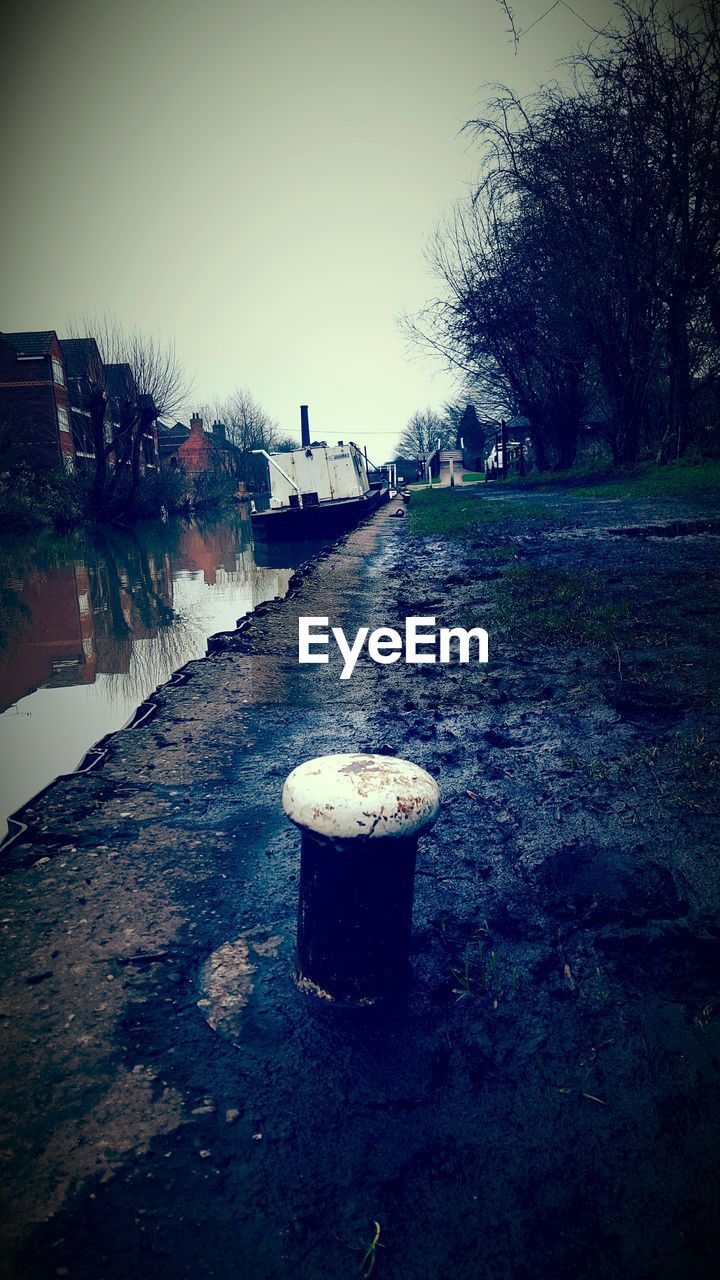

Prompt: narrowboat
[{"left": 250, "top": 406, "right": 389, "bottom": 539}]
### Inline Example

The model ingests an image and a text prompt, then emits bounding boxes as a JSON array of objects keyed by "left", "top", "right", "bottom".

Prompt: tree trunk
[
  {"left": 528, "top": 421, "right": 548, "bottom": 471},
  {"left": 667, "top": 287, "right": 692, "bottom": 460}
]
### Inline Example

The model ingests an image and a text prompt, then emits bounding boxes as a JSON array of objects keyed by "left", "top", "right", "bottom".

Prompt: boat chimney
[{"left": 300, "top": 404, "right": 310, "bottom": 448}]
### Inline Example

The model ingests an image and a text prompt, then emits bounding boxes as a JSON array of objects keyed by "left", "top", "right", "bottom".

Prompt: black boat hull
[{"left": 251, "top": 487, "right": 389, "bottom": 539}]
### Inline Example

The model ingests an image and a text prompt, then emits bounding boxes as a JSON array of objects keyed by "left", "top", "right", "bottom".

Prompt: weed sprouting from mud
[
  {"left": 494, "top": 567, "right": 630, "bottom": 646},
  {"left": 359, "top": 1221, "right": 384, "bottom": 1278},
  {"left": 585, "top": 729, "right": 719, "bottom": 813},
  {"left": 449, "top": 929, "right": 509, "bottom": 1010},
  {"left": 450, "top": 959, "right": 476, "bottom": 1002}
]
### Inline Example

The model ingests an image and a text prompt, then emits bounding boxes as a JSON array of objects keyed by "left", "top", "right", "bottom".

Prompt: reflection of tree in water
[
  {"left": 102, "top": 615, "right": 200, "bottom": 707},
  {"left": 91, "top": 525, "right": 176, "bottom": 662}
]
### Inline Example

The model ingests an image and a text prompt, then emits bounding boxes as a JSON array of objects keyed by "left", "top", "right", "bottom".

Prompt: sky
[{"left": 1, "top": 0, "right": 616, "bottom": 462}]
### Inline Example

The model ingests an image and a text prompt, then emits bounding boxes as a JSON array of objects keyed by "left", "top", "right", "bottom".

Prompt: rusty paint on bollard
[{"left": 282, "top": 753, "right": 441, "bottom": 1005}]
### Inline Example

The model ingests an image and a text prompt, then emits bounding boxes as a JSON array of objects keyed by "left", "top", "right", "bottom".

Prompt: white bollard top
[{"left": 282, "top": 752, "right": 441, "bottom": 842}]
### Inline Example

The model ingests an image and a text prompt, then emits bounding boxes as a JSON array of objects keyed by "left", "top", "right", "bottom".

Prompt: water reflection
[{"left": 0, "top": 514, "right": 319, "bottom": 835}]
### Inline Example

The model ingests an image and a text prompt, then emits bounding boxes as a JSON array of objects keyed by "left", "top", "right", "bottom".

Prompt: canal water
[{"left": 0, "top": 512, "right": 327, "bottom": 838}]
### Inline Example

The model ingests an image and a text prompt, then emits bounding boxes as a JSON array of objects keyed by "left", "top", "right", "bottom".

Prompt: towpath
[{"left": 1, "top": 486, "right": 719, "bottom": 1280}]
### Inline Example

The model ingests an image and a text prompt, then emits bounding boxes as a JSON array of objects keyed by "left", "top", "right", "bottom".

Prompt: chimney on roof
[
  {"left": 190, "top": 412, "right": 203, "bottom": 433},
  {"left": 212, "top": 419, "right": 226, "bottom": 442},
  {"left": 300, "top": 404, "right": 310, "bottom": 448}
]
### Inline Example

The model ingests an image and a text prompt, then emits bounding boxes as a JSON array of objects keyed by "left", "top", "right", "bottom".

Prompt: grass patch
[
  {"left": 585, "top": 729, "right": 719, "bottom": 813},
  {"left": 495, "top": 567, "right": 630, "bottom": 646},
  {"left": 407, "top": 487, "right": 559, "bottom": 540},
  {"left": 487, "top": 460, "right": 619, "bottom": 492},
  {"left": 484, "top": 459, "right": 720, "bottom": 502},
  {"left": 571, "top": 460, "right": 720, "bottom": 501}
]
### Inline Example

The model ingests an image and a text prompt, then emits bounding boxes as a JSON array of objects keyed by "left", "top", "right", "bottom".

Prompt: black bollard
[{"left": 283, "top": 753, "right": 441, "bottom": 1006}]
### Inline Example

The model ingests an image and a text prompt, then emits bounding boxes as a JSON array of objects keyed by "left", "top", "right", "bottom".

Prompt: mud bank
[{"left": 0, "top": 489, "right": 719, "bottom": 1280}]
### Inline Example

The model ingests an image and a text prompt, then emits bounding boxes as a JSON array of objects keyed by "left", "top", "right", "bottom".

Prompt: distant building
[
  {"left": 208, "top": 419, "right": 243, "bottom": 474},
  {"left": 157, "top": 419, "right": 191, "bottom": 464},
  {"left": 391, "top": 455, "right": 422, "bottom": 483},
  {"left": 176, "top": 412, "right": 218, "bottom": 474},
  {"left": 167, "top": 414, "right": 242, "bottom": 476},
  {"left": 0, "top": 331, "right": 77, "bottom": 472}
]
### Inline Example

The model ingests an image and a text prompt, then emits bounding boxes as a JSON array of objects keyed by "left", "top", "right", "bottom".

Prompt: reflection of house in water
[
  {"left": 173, "top": 522, "right": 291, "bottom": 610},
  {"left": 0, "top": 564, "right": 96, "bottom": 712},
  {"left": 175, "top": 525, "right": 241, "bottom": 585},
  {"left": 0, "top": 536, "right": 175, "bottom": 711},
  {"left": 0, "top": 520, "right": 297, "bottom": 718}
]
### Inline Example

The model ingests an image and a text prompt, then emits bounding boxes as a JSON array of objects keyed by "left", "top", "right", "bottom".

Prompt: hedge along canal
[{"left": 0, "top": 513, "right": 330, "bottom": 841}]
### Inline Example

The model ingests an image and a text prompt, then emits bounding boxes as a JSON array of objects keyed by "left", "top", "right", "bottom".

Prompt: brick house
[
  {"left": 104, "top": 363, "right": 160, "bottom": 472},
  {"left": 0, "top": 561, "right": 96, "bottom": 714},
  {"left": 0, "top": 331, "right": 77, "bottom": 472},
  {"left": 176, "top": 413, "right": 218, "bottom": 474},
  {"left": 58, "top": 336, "right": 105, "bottom": 465}
]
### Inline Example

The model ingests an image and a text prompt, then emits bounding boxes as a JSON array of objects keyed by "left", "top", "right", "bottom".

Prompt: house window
[
  {"left": 58, "top": 407, "right": 70, "bottom": 433},
  {"left": 52, "top": 357, "right": 65, "bottom": 386}
]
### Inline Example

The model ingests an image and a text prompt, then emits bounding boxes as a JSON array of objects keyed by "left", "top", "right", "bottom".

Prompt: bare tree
[
  {"left": 397, "top": 408, "right": 455, "bottom": 461},
  {"left": 580, "top": 0, "right": 720, "bottom": 459},
  {"left": 67, "top": 315, "right": 188, "bottom": 517},
  {"left": 410, "top": 0, "right": 720, "bottom": 469},
  {"left": 196, "top": 387, "right": 281, "bottom": 489},
  {"left": 415, "top": 181, "right": 590, "bottom": 468},
  {"left": 204, "top": 387, "right": 279, "bottom": 453}
]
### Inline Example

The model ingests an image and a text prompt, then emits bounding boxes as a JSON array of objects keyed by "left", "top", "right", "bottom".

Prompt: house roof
[
  {"left": 157, "top": 420, "right": 191, "bottom": 455},
  {"left": 1, "top": 331, "right": 57, "bottom": 357},
  {"left": 158, "top": 420, "right": 190, "bottom": 440},
  {"left": 59, "top": 337, "right": 102, "bottom": 380},
  {"left": 104, "top": 363, "right": 136, "bottom": 400},
  {"left": 215, "top": 437, "right": 242, "bottom": 458}
]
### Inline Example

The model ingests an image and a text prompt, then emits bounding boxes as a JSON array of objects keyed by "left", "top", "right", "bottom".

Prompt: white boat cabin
[{"left": 264, "top": 442, "right": 371, "bottom": 510}]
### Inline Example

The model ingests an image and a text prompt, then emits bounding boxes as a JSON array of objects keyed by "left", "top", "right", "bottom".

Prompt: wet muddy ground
[{"left": 0, "top": 485, "right": 719, "bottom": 1279}]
